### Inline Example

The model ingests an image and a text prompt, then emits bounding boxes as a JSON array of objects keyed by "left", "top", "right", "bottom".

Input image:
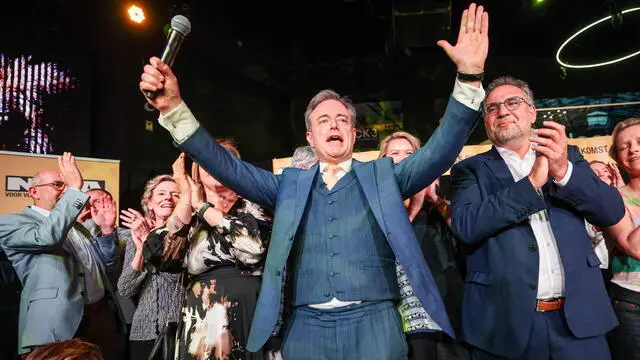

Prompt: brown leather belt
[{"left": 535, "top": 297, "right": 565, "bottom": 312}]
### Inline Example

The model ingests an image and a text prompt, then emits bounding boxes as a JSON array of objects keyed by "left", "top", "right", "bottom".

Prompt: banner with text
[{"left": 1, "top": 151, "right": 120, "bottom": 216}]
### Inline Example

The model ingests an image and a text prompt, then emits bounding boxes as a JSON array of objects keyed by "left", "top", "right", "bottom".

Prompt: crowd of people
[{"left": 1, "top": 3, "right": 639, "bottom": 360}]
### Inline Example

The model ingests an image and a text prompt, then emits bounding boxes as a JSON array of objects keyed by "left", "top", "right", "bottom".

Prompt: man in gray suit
[{"left": 0, "top": 152, "right": 118, "bottom": 357}]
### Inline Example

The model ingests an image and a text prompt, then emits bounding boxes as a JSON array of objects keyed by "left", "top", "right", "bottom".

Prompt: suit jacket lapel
[
  {"left": 482, "top": 147, "right": 516, "bottom": 188},
  {"left": 353, "top": 160, "right": 387, "bottom": 234}
]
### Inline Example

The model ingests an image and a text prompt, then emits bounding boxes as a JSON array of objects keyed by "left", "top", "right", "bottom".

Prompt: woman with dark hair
[
  {"left": 379, "top": 131, "right": 469, "bottom": 360},
  {"left": 144, "top": 139, "right": 273, "bottom": 360},
  {"left": 117, "top": 173, "right": 182, "bottom": 359}
]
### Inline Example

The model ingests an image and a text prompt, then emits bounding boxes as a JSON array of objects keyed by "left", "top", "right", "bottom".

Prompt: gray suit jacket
[{"left": 0, "top": 188, "right": 117, "bottom": 353}]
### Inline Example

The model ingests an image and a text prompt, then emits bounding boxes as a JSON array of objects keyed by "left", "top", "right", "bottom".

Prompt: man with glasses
[
  {"left": 449, "top": 76, "right": 624, "bottom": 359},
  {"left": 0, "top": 152, "right": 120, "bottom": 358}
]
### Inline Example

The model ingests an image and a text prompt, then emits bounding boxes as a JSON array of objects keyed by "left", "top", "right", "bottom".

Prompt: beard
[{"left": 488, "top": 122, "right": 530, "bottom": 146}]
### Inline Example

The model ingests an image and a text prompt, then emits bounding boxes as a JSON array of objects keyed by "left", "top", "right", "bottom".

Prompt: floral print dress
[{"left": 145, "top": 198, "right": 273, "bottom": 360}]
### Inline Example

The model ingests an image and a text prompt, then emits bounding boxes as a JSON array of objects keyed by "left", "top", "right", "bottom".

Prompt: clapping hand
[
  {"left": 188, "top": 163, "right": 206, "bottom": 211},
  {"left": 172, "top": 153, "right": 192, "bottom": 203},
  {"left": 437, "top": 3, "right": 489, "bottom": 78},
  {"left": 609, "top": 162, "right": 625, "bottom": 188},
  {"left": 58, "top": 152, "right": 83, "bottom": 190},
  {"left": 120, "top": 208, "right": 152, "bottom": 249},
  {"left": 530, "top": 121, "right": 569, "bottom": 181}
]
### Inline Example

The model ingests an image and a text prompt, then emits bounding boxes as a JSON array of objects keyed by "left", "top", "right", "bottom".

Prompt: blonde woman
[
  {"left": 117, "top": 174, "right": 182, "bottom": 359},
  {"left": 379, "top": 131, "right": 469, "bottom": 360}
]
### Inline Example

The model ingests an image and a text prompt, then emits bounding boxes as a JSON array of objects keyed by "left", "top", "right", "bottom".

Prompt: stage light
[
  {"left": 556, "top": 6, "right": 640, "bottom": 69},
  {"left": 127, "top": 5, "right": 146, "bottom": 24}
]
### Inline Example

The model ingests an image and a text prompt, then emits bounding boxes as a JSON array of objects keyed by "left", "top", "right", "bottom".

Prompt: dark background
[{"left": 0, "top": 0, "right": 639, "bottom": 208}]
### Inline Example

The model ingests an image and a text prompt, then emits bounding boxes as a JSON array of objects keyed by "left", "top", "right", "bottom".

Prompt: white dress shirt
[
  {"left": 495, "top": 146, "right": 573, "bottom": 299},
  {"left": 30, "top": 205, "right": 106, "bottom": 304}
]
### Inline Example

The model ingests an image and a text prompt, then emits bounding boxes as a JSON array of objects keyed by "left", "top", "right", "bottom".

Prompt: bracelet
[
  {"left": 196, "top": 202, "right": 214, "bottom": 220},
  {"left": 457, "top": 71, "right": 485, "bottom": 82}
]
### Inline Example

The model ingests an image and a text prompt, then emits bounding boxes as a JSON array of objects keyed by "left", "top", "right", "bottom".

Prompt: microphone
[{"left": 145, "top": 15, "right": 192, "bottom": 100}]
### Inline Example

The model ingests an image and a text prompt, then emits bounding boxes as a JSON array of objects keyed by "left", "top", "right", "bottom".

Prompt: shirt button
[
  {"left": 324, "top": 292, "right": 330, "bottom": 297},
  {"left": 528, "top": 284, "right": 537, "bottom": 290},
  {"left": 329, "top": 272, "right": 336, "bottom": 277},
  {"left": 276, "top": 270, "right": 281, "bottom": 276},
  {"left": 330, "top": 252, "right": 338, "bottom": 257},
  {"left": 528, "top": 244, "right": 537, "bottom": 252},
  {"left": 328, "top": 235, "right": 335, "bottom": 239},
  {"left": 328, "top": 200, "right": 335, "bottom": 205},
  {"left": 328, "top": 217, "right": 335, "bottom": 222}
]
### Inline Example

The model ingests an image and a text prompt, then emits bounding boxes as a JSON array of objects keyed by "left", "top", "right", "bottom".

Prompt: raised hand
[
  {"left": 120, "top": 208, "right": 152, "bottom": 249},
  {"left": 189, "top": 163, "right": 206, "bottom": 211},
  {"left": 172, "top": 153, "right": 191, "bottom": 201},
  {"left": 530, "top": 121, "right": 569, "bottom": 181},
  {"left": 91, "top": 194, "right": 117, "bottom": 235},
  {"left": 609, "top": 162, "right": 626, "bottom": 188},
  {"left": 58, "top": 152, "right": 83, "bottom": 190},
  {"left": 139, "top": 57, "right": 182, "bottom": 114},
  {"left": 437, "top": 3, "right": 489, "bottom": 76}
]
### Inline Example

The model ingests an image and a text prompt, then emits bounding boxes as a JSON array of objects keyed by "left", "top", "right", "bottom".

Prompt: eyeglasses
[
  {"left": 32, "top": 181, "right": 66, "bottom": 191},
  {"left": 484, "top": 96, "right": 531, "bottom": 116}
]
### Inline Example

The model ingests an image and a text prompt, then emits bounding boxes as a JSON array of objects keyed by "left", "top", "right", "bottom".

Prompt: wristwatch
[
  {"left": 457, "top": 71, "right": 485, "bottom": 82},
  {"left": 197, "top": 202, "right": 214, "bottom": 220}
]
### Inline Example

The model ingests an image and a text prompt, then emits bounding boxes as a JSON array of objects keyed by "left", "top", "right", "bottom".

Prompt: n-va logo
[{"left": 5, "top": 176, "right": 106, "bottom": 192}]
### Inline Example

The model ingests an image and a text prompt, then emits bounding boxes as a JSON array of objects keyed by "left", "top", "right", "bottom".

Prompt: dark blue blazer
[
  {"left": 450, "top": 145, "right": 623, "bottom": 358},
  {"left": 178, "top": 97, "right": 480, "bottom": 351}
]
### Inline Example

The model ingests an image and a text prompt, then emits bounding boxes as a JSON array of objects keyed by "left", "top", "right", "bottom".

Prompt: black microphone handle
[{"left": 145, "top": 30, "right": 185, "bottom": 100}]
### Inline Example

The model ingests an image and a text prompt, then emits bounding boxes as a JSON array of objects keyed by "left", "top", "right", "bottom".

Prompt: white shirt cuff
[
  {"left": 452, "top": 79, "right": 486, "bottom": 111},
  {"left": 553, "top": 161, "right": 573, "bottom": 187},
  {"left": 157, "top": 101, "right": 200, "bottom": 144}
]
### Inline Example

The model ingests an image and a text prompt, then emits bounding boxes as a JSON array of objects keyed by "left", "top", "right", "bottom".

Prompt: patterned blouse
[{"left": 145, "top": 197, "right": 273, "bottom": 275}]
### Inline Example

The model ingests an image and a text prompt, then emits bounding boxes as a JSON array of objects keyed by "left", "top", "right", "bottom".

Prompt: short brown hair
[
  {"left": 24, "top": 339, "right": 103, "bottom": 360},
  {"left": 610, "top": 117, "right": 640, "bottom": 164},
  {"left": 304, "top": 89, "right": 357, "bottom": 131},
  {"left": 378, "top": 131, "right": 421, "bottom": 158}
]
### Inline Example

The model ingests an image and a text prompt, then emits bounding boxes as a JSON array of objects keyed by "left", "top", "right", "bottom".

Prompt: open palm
[{"left": 437, "top": 3, "right": 489, "bottom": 74}]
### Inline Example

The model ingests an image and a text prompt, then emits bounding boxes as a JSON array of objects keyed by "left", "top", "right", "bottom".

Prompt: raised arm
[
  {"left": 117, "top": 231, "right": 149, "bottom": 299},
  {"left": 395, "top": 3, "right": 489, "bottom": 197},
  {"left": 139, "top": 57, "right": 279, "bottom": 208},
  {"left": 0, "top": 152, "right": 88, "bottom": 251},
  {"left": 0, "top": 189, "right": 88, "bottom": 251}
]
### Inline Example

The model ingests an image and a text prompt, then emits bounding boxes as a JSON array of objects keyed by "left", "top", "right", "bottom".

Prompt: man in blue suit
[
  {"left": 140, "top": 4, "right": 488, "bottom": 358},
  {"left": 0, "top": 153, "right": 120, "bottom": 356},
  {"left": 450, "top": 76, "right": 625, "bottom": 359}
]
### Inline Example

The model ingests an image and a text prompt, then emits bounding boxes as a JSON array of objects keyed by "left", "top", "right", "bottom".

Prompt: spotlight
[{"left": 128, "top": 5, "right": 146, "bottom": 24}]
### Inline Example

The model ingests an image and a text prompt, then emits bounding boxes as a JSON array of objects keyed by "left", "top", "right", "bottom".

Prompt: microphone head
[{"left": 171, "top": 15, "right": 191, "bottom": 36}]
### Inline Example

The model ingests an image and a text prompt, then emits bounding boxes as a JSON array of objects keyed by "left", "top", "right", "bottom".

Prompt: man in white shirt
[{"left": 450, "top": 76, "right": 625, "bottom": 359}]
